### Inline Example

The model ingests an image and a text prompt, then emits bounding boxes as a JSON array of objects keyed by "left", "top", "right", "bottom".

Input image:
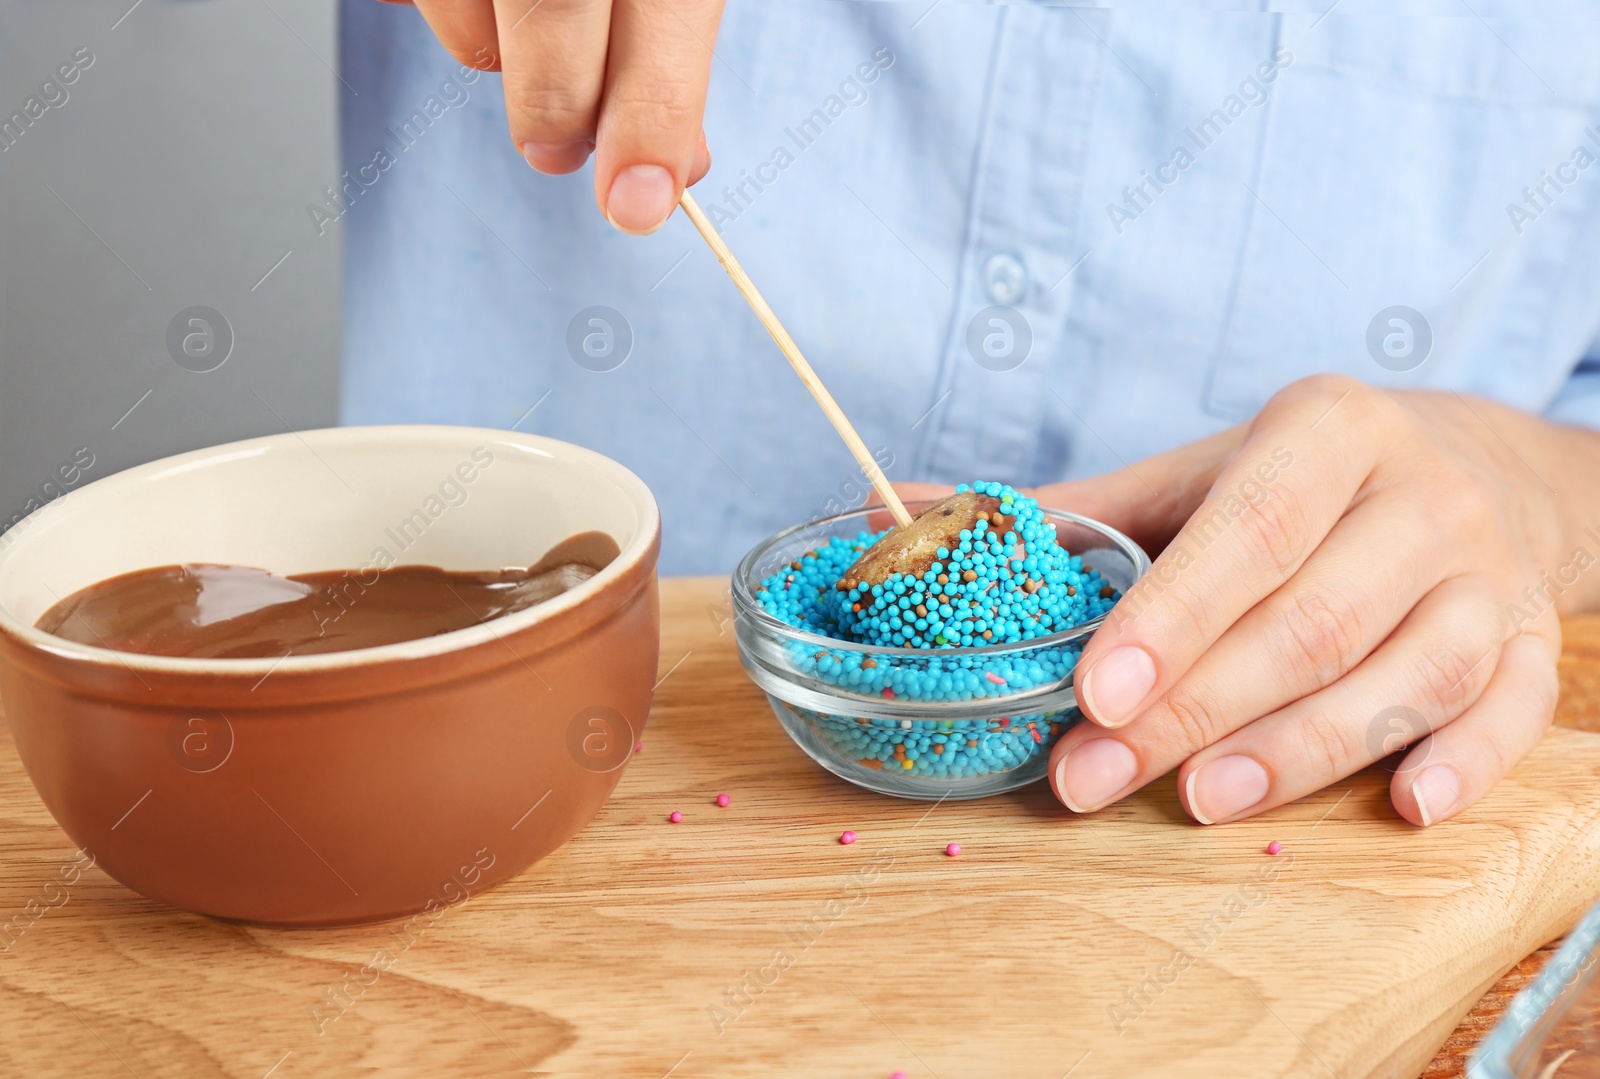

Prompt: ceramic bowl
[{"left": 0, "top": 426, "right": 659, "bottom": 926}]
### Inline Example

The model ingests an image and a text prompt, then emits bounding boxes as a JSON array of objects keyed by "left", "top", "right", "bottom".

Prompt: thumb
[{"left": 1028, "top": 425, "right": 1246, "bottom": 555}]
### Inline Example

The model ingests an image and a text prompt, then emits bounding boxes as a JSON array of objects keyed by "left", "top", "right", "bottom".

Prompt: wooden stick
[{"left": 678, "top": 190, "right": 914, "bottom": 530}]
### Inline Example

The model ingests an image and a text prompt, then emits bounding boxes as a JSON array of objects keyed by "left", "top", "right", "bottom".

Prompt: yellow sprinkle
[{"left": 901, "top": 759, "right": 914, "bottom": 770}]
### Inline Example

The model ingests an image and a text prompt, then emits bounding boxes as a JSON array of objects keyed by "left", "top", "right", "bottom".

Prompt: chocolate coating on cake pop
[{"left": 834, "top": 492, "right": 1013, "bottom": 591}]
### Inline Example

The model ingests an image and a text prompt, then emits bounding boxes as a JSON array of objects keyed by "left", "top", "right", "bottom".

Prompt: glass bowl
[
  {"left": 732, "top": 504, "right": 1150, "bottom": 800},
  {"left": 1470, "top": 893, "right": 1600, "bottom": 1078}
]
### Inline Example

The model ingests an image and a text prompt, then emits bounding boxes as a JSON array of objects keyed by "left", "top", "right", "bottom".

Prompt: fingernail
[
  {"left": 521, "top": 140, "right": 592, "bottom": 174},
  {"left": 605, "top": 164, "right": 677, "bottom": 234},
  {"left": 1412, "top": 765, "right": 1461, "bottom": 827},
  {"left": 1187, "top": 755, "right": 1270, "bottom": 825},
  {"left": 1078, "top": 646, "right": 1156, "bottom": 727},
  {"left": 1055, "top": 738, "right": 1138, "bottom": 813}
]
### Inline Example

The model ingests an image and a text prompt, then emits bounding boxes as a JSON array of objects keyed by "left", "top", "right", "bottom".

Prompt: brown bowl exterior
[{"left": 0, "top": 539, "right": 658, "bottom": 927}]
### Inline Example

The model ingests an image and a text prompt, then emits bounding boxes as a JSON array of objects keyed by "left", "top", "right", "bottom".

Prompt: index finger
[
  {"left": 1073, "top": 376, "right": 1395, "bottom": 729},
  {"left": 492, "top": 0, "right": 612, "bottom": 175}
]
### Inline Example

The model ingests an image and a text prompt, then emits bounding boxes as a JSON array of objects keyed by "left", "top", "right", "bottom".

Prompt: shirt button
[{"left": 983, "top": 253, "right": 1028, "bottom": 305}]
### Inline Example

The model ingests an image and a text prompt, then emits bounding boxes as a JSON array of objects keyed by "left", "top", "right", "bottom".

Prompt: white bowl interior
[{"left": 0, "top": 426, "right": 655, "bottom": 660}]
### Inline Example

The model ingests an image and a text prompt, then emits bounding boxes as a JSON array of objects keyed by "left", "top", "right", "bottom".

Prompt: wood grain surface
[
  {"left": 0, "top": 577, "right": 1598, "bottom": 1078},
  {"left": 1422, "top": 618, "right": 1600, "bottom": 1079}
]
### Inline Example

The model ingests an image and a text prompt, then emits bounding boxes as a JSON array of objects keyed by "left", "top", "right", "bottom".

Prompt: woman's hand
[
  {"left": 1033, "top": 374, "right": 1600, "bottom": 827},
  {"left": 380, "top": 0, "right": 719, "bottom": 233}
]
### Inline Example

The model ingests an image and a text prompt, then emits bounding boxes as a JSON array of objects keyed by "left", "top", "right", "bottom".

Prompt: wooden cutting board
[{"left": 2, "top": 576, "right": 1599, "bottom": 1078}]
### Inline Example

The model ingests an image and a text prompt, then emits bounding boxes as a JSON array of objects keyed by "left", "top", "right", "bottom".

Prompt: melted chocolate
[{"left": 35, "top": 532, "right": 621, "bottom": 659}]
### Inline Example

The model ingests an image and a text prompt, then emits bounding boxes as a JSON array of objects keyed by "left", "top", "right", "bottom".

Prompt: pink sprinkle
[
  {"left": 881, "top": 687, "right": 896, "bottom": 699},
  {"left": 891, "top": 1073, "right": 908, "bottom": 1079},
  {"left": 985, "top": 672, "right": 1007, "bottom": 685},
  {"left": 945, "top": 843, "right": 961, "bottom": 857},
  {"left": 1266, "top": 841, "right": 1282, "bottom": 856},
  {"left": 839, "top": 831, "right": 857, "bottom": 845},
  {"left": 715, "top": 793, "right": 730, "bottom": 808},
  {"left": 668, "top": 811, "right": 683, "bottom": 824},
  {"left": 634, "top": 742, "right": 643, "bottom": 753}
]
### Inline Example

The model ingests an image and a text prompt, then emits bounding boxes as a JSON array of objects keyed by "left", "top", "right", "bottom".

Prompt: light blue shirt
[{"left": 336, "top": 2, "right": 1600, "bottom": 574}]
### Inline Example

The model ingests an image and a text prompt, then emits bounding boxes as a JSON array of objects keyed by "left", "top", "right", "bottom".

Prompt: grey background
[{"left": 0, "top": 0, "right": 341, "bottom": 529}]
